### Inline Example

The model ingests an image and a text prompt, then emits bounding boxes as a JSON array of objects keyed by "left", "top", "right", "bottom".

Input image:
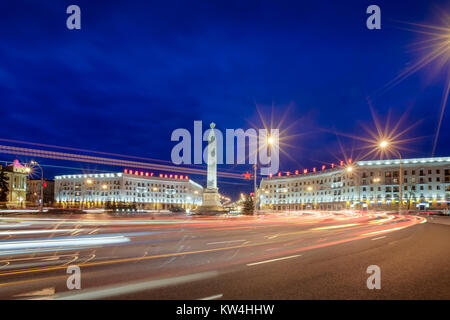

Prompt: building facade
[
  {"left": 54, "top": 169, "right": 203, "bottom": 210},
  {"left": 26, "top": 179, "right": 55, "bottom": 206},
  {"left": 259, "top": 157, "right": 450, "bottom": 211},
  {"left": 0, "top": 160, "right": 28, "bottom": 208}
]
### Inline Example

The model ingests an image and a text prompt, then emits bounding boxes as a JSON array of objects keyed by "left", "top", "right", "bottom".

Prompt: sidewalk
[{"left": 425, "top": 215, "right": 450, "bottom": 226}]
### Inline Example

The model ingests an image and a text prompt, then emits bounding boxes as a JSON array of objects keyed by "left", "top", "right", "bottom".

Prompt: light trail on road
[{"left": 0, "top": 211, "right": 431, "bottom": 299}]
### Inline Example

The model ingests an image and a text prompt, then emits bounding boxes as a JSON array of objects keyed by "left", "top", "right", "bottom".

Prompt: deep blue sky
[{"left": 0, "top": 0, "right": 449, "bottom": 198}]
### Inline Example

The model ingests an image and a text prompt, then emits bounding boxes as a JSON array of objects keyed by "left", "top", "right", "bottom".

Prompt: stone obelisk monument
[{"left": 195, "top": 122, "right": 227, "bottom": 214}]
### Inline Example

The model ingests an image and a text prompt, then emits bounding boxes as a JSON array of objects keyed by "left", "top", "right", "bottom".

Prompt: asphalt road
[{"left": 0, "top": 211, "right": 448, "bottom": 299}]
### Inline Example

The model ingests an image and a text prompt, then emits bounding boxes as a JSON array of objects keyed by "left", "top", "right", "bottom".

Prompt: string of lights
[{"left": 0, "top": 144, "right": 243, "bottom": 179}]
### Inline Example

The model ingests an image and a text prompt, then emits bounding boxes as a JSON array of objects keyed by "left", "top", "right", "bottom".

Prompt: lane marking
[
  {"left": 371, "top": 236, "right": 386, "bottom": 241},
  {"left": 247, "top": 254, "right": 301, "bottom": 266},
  {"left": 14, "top": 287, "right": 55, "bottom": 298},
  {"left": 199, "top": 294, "right": 223, "bottom": 300},
  {"left": 0, "top": 275, "right": 66, "bottom": 288},
  {"left": 207, "top": 240, "right": 246, "bottom": 245}
]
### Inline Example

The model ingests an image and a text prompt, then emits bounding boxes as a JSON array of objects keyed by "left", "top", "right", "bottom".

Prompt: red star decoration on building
[{"left": 243, "top": 171, "right": 251, "bottom": 180}]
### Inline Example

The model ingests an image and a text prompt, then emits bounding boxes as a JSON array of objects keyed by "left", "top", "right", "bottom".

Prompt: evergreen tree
[{"left": 0, "top": 168, "right": 9, "bottom": 207}]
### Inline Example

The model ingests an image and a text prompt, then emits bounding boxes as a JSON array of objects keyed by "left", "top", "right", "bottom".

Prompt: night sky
[{"left": 0, "top": 0, "right": 449, "bottom": 198}]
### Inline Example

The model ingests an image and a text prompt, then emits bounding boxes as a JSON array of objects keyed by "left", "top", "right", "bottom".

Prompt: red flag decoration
[
  {"left": 269, "top": 173, "right": 273, "bottom": 178},
  {"left": 278, "top": 172, "right": 281, "bottom": 177},
  {"left": 313, "top": 167, "right": 316, "bottom": 173},
  {"left": 339, "top": 160, "right": 344, "bottom": 166},
  {"left": 321, "top": 165, "right": 326, "bottom": 171},
  {"left": 286, "top": 171, "right": 290, "bottom": 176},
  {"left": 348, "top": 158, "right": 352, "bottom": 164},
  {"left": 243, "top": 171, "right": 252, "bottom": 179},
  {"left": 331, "top": 163, "right": 335, "bottom": 168},
  {"left": 303, "top": 169, "right": 308, "bottom": 174},
  {"left": 295, "top": 170, "right": 299, "bottom": 175}
]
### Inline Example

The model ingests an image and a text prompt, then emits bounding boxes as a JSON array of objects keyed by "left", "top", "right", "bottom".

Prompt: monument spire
[
  {"left": 207, "top": 122, "right": 217, "bottom": 189},
  {"left": 194, "top": 122, "right": 227, "bottom": 214}
]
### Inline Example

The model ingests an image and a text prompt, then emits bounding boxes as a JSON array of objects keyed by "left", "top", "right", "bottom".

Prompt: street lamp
[
  {"left": 80, "top": 178, "right": 93, "bottom": 210},
  {"left": 29, "top": 161, "right": 44, "bottom": 213},
  {"left": 345, "top": 165, "right": 361, "bottom": 210},
  {"left": 378, "top": 140, "right": 403, "bottom": 214},
  {"left": 372, "top": 177, "right": 381, "bottom": 209},
  {"left": 253, "top": 134, "right": 274, "bottom": 214}
]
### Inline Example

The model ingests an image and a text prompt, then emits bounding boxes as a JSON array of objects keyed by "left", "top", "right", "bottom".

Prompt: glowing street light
[{"left": 379, "top": 140, "right": 389, "bottom": 149}]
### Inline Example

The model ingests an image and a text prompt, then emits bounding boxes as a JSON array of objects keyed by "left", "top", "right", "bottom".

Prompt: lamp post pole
[
  {"left": 373, "top": 178, "right": 381, "bottom": 210},
  {"left": 395, "top": 150, "right": 403, "bottom": 215},
  {"left": 79, "top": 183, "right": 84, "bottom": 210},
  {"left": 254, "top": 152, "right": 258, "bottom": 215},
  {"left": 255, "top": 134, "right": 273, "bottom": 214},
  {"left": 378, "top": 140, "right": 402, "bottom": 215},
  {"left": 356, "top": 172, "right": 361, "bottom": 210},
  {"left": 80, "top": 178, "right": 93, "bottom": 210}
]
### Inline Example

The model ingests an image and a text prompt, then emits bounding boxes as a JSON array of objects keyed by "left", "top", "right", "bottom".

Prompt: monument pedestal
[{"left": 194, "top": 188, "right": 228, "bottom": 214}]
